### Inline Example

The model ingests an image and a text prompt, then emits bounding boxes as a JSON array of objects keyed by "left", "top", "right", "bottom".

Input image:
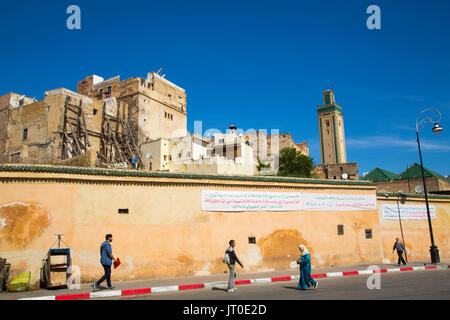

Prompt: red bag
[{"left": 114, "top": 257, "right": 121, "bottom": 269}]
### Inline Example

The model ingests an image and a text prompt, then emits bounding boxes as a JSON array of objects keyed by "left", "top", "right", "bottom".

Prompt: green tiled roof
[
  {"left": 398, "top": 163, "right": 450, "bottom": 183},
  {"left": 361, "top": 168, "right": 399, "bottom": 182},
  {"left": 0, "top": 164, "right": 375, "bottom": 186}
]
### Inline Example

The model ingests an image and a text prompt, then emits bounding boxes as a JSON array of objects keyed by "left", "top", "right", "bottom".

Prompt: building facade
[
  {"left": 140, "top": 128, "right": 255, "bottom": 176},
  {"left": 0, "top": 89, "right": 103, "bottom": 165},
  {"left": 317, "top": 89, "right": 346, "bottom": 165},
  {"left": 77, "top": 71, "right": 187, "bottom": 146}
]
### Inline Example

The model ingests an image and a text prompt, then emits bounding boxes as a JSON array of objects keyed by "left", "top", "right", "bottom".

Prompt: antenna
[{"left": 156, "top": 68, "right": 163, "bottom": 74}]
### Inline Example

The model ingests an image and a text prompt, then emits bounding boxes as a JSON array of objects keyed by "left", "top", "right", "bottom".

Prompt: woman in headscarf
[{"left": 297, "top": 244, "right": 318, "bottom": 290}]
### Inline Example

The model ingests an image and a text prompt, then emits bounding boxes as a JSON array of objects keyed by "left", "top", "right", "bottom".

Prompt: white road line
[{"left": 150, "top": 285, "right": 179, "bottom": 293}]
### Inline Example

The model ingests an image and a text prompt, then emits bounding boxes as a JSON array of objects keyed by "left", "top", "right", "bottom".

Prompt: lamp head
[{"left": 432, "top": 123, "right": 443, "bottom": 135}]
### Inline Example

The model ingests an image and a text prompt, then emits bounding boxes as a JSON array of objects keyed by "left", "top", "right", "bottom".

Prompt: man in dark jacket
[
  {"left": 225, "top": 240, "right": 244, "bottom": 292},
  {"left": 93, "top": 234, "right": 116, "bottom": 291},
  {"left": 392, "top": 237, "right": 406, "bottom": 266}
]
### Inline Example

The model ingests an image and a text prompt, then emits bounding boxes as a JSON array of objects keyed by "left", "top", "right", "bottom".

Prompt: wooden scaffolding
[
  {"left": 60, "top": 95, "right": 144, "bottom": 169},
  {"left": 99, "top": 99, "right": 144, "bottom": 169},
  {"left": 61, "top": 96, "right": 92, "bottom": 160}
]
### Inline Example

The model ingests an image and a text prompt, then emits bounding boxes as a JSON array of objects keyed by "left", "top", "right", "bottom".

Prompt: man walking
[
  {"left": 225, "top": 240, "right": 244, "bottom": 293},
  {"left": 93, "top": 234, "right": 116, "bottom": 291},
  {"left": 392, "top": 237, "right": 407, "bottom": 266}
]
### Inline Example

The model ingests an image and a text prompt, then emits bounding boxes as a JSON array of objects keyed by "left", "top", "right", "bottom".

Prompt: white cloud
[{"left": 346, "top": 136, "right": 450, "bottom": 152}]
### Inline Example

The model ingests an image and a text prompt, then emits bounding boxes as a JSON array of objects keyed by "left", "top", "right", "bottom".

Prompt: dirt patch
[
  {"left": 0, "top": 201, "right": 51, "bottom": 249},
  {"left": 258, "top": 229, "right": 311, "bottom": 270}
]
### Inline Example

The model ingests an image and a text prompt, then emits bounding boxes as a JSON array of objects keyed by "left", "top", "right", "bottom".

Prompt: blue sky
[{"left": 1, "top": 0, "right": 449, "bottom": 176}]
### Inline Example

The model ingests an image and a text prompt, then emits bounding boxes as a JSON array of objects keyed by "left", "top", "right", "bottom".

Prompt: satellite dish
[
  {"left": 415, "top": 185, "right": 424, "bottom": 194},
  {"left": 398, "top": 190, "right": 404, "bottom": 194},
  {"left": 341, "top": 173, "right": 348, "bottom": 180},
  {"left": 146, "top": 152, "right": 152, "bottom": 159}
]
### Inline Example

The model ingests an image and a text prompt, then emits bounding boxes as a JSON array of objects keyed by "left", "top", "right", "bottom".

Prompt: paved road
[{"left": 100, "top": 269, "right": 449, "bottom": 300}]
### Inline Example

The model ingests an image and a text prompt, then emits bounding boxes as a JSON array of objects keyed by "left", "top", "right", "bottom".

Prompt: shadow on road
[
  {"left": 211, "top": 287, "right": 228, "bottom": 292},
  {"left": 282, "top": 286, "right": 300, "bottom": 290}
]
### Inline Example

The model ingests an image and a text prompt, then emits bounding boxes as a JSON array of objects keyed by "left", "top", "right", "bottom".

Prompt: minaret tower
[{"left": 317, "top": 89, "right": 347, "bottom": 164}]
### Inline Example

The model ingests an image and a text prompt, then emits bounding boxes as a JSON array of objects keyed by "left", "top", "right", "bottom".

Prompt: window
[
  {"left": 118, "top": 209, "right": 129, "bottom": 214},
  {"left": 337, "top": 225, "right": 344, "bottom": 235},
  {"left": 107, "top": 86, "right": 112, "bottom": 92},
  {"left": 168, "top": 93, "right": 172, "bottom": 98},
  {"left": 99, "top": 88, "right": 104, "bottom": 94},
  {"left": 22, "top": 128, "right": 28, "bottom": 140},
  {"left": 365, "top": 229, "right": 372, "bottom": 239},
  {"left": 93, "top": 109, "right": 98, "bottom": 115},
  {"left": 325, "top": 120, "right": 330, "bottom": 127},
  {"left": 248, "top": 237, "right": 256, "bottom": 244}
]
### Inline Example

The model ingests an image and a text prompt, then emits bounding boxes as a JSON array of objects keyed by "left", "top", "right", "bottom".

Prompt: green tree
[{"left": 278, "top": 147, "right": 314, "bottom": 178}]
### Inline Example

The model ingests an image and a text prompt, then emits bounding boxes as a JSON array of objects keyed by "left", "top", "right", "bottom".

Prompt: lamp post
[
  {"left": 396, "top": 193, "right": 408, "bottom": 263},
  {"left": 415, "top": 108, "right": 443, "bottom": 264}
]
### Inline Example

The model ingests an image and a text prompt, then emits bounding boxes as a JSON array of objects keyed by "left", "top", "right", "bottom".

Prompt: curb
[{"left": 15, "top": 264, "right": 450, "bottom": 300}]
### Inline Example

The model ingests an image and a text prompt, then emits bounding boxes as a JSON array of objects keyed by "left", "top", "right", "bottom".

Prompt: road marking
[{"left": 150, "top": 285, "right": 179, "bottom": 293}]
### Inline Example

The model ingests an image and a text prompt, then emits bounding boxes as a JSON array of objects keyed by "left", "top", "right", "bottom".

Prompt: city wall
[{"left": 0, "top": 165, "right": 448, "bottom": 287}]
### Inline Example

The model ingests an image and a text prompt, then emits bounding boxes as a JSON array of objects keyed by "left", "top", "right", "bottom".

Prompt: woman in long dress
[{"left": 297, "top": 244, "right": 318, "bottom": 290}]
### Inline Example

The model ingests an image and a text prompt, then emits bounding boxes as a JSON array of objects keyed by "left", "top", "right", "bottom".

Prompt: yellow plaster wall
[{"left": 0, "top": 170, "right": 448, "bottom": 288}]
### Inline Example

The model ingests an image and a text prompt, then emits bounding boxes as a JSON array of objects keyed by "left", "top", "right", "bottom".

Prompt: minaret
[{"left": 317, "top": 89, "right": 347, "bottom": 164}]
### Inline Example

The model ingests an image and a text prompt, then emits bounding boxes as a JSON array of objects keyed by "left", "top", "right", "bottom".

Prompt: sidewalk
[{"left": 2, "top": 260, "right": 449, "bottom": 300}]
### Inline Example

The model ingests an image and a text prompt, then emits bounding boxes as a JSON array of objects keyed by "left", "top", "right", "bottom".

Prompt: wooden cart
[{"left": 40, "top": 234, "right": 72, "bottom": 289}]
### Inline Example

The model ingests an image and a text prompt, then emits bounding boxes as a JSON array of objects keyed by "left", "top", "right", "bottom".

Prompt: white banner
[
  {"left": 302, "top": 193, "right": 377, "bottom": 211},
  {"left": 381, "top": 204, "right": 436, "bottom": 220},
  {"left": 201, "top": 190, "right": 302, "bottom": 211}
]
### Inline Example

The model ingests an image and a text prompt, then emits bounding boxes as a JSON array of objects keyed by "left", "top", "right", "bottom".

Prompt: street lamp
[{"left": 415, "top": 108, "right": 443, "bottom": 264}]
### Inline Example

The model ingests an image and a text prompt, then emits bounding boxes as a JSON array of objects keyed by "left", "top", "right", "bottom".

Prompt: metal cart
[{"left": 40, "top": 234, "right": 72, "bottom": 289}]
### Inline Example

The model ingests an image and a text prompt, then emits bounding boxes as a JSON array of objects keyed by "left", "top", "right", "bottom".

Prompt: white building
[{"left": 140, "top": 127, "right": 255, "bottom": 176}]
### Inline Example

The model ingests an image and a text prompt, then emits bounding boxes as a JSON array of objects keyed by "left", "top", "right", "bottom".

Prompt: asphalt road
[{"left": 100, "top": 269, "right": 449, "bottom": 300}]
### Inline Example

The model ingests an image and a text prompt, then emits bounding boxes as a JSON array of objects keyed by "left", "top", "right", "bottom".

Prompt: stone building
[
  {"left": 0, "top": 89, "right": 103, "bottom": 165},
  {"left": 77, "top": 71, "right": 187, "bottom": 146},
  {"left": 314, "top": 162, "right": 359, "bottom": 180},
  {"left": 0, "top": 70, "right": 188, "bottom": 168},
  {"left": 0, "top": 93, "right": 36, "bottom": 157},
  {"left": 267, "top": 132, "right": 309, "bottom": 157}
]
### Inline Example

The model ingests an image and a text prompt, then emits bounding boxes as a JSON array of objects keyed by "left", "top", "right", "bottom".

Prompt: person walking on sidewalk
[
  {"left": 225, "top": 240, "right": 244, "bottom": 293},
  {"left": 392, "top": 237, "right": 407, "bottom": 266},
  {"left": 297, "top": 244, "right": 318, "bottom": 290},
  {"left": 93, "top": 234, "right": 116, "bottom": 291}
]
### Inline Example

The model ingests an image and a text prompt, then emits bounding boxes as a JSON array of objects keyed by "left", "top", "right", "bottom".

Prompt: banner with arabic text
[
  {"left": 300, "top": 193, "right": 376, "bottom": 211},
  {"left": 381, "top": 204, "right": 436, "bottom": 220},
  {"left": 201, "top": 190, "right": 302, "bottom": 211}
]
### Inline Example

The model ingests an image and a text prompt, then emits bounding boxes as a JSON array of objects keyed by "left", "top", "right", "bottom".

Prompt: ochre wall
[
  {"left": 377, "top": 196, "right": 450, "bottom": 263},
  {"left": 0, "top": 168, "right": 448, "bottom": 288}
]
